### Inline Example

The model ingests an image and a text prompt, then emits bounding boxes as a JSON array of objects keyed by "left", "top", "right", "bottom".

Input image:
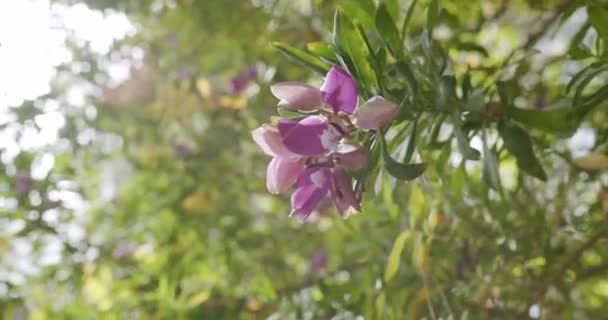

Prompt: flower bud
[
  {"left": 354, "top": 96, "right": 399, "bottom": 130},
  {"left": 270, "top": 82, "right": 322, "bottom": 111}
]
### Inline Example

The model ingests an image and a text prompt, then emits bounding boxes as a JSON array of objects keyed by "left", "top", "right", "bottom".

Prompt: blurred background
[{"left": 0, "top": 0, "right": 607, "bottom": 319}]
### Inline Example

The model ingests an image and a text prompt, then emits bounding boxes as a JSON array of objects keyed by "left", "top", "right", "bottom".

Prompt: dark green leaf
[
  {"left": 573, "top": 64, "right": 608, "bottom": 107},
  {"left": 436, "top": 75, "right": 455, "bottom": 108},
  {"left": 401, "top": 0, "right": 418, "bottom": 37},
  {"left": 498, "top": 121, "right": 547, "bottom": 181},
  {"left": 426, "top": 0, "right": 440, "bottom": 32},
  {"left": 404, "top": 119, "right": 418, "bottom": 163},
  {"left": 380, "top": 134, "right": 426, "bottom": 180},
  {"left": 272, "top": 42, "right": 330, "bottom": 74},
  {"left": 496, "top": 80, "right": 517, "bottom": 107},
  {"left": 588, "top": 4, "right": 608, "bottom": 41},
  {"left": 481, "top": 130, "right": 501, "bottom": 191},
  {"left": 375, "top": 3, "right": 404, "bottom": 59},
  {"left": 509, "top": 106, "right": 581, "bottom": 136}
]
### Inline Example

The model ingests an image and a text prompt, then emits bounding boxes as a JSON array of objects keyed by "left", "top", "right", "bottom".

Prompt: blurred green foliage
[{"left": 1, "top": 0, "right": 608, "bottom": 319}]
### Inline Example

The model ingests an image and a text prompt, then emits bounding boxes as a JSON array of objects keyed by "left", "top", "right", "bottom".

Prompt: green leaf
[
  {"left": 342, "top": 0, "right": 375, "bottom": 30},
  {"left": 573, "top": 64, "right": 608, "bottom": 107},
  {"left": 451, "top": 113, "right": 481, "bottom": 160},
  {"left": 436, "top": 75, "right": 455, "bottom": 108},
  {"left": 396, "top": 61, "right": 418, "bottom": 95},
  {"left": 426, "top": 0, "right": 440, "bottom": 32},
  {"left": 496, "top": 80, "right": 517, "bottom": 107},
  {"left": 498, "top": 121, "right": 547, "bottom": 181},
  {"left": 272, "top": 42, "right": 331, "bottom": 74},
  {"left": 404, "top": 119, "right": 418, "bottom": 163},
  {"left": 306, "top": 42, "right": 338, "bottom": 63},
  {"left": 588, "top": 4, "right": 608, "bottom": 41},
  {"left": 509, "top": 106, "right": 581, "bottom": 136},
  {"left": 384, "top": 230, "right": 411, "bottom": 282},
  {"left": 380, "top": 134, "right": 426, "bottom": 180},
  {"left": 566, "top": 61, "right": 602, "bottom": 94},
  {"left": 401, "top": 0, "right": 418, "bottom": 37},
  {"left": 276, "top": 108, "right": 310, "bottom": 120},
  {"left": 481, "top": 130, "right": 501, "bottom": 191},
  {"left": 333, "top": 10, "right": 379, "bottom": 94},
  {"left": 375, "top": 3, "right": 404, "bottom": 59}
]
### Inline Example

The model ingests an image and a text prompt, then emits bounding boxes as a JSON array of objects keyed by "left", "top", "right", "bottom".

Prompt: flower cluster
[{"left": 252, "top": 67, "right": 399, "bottom": 219}]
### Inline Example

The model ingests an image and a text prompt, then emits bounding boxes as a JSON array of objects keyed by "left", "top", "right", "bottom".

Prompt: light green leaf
[
  {"left": 272, "top": 42, "right": 331, "bottom": 74},
  {"left": 384, "top": 230, "right": 411, "bottom": 282}
]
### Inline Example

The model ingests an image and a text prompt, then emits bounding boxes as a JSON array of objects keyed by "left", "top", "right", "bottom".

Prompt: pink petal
[
  {"left": 354, "top": 96, "right": 399, "bottom": 130},
  {"left": 330, "top": 168, "right": 360, "bottom": 218},
  {"left": 280, "top": 116, "right": 341, "bottom": 156},
  {"left": 333, "top": 143, "right": 369, "bottom": 171},
  {"left": 252, "top": 124, "right": 297, "bottom": 158},
  {"left": 290, "top": 167, "right": 331, "bottom": 219},
  {"left": 266, "top": 157, "right": 305, "bottom": 194},
  {"left": 320, "top": 67, "right": 358, "bottom": 115},
  {"left": 271, "top": 82, "right": 322, "bottom": 111}
]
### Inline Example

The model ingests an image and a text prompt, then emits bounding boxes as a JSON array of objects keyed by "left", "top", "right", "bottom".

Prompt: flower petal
[
  {"left": 266, "top": 157, "right": 305, "bottom": 194},
  {"left": 271, "top": 82, "right": 322, "bottom": 111},
  {"left": 333, "top": 143, "right": 369, "bottom": 171},
  {"left": 277, "top": 118, "right": 298, "bottom": 137},
  {"left": 330, "top": 168, "right": 360, "bottom": 218},
  {"left": 354, "top": 96, "right": 399, "bottom": 130},
  {"left": 320, "top": 67, "right": 358, "bottom": 114},
  {"left": 290, "top": 167, "right": 331, "bottom": 219},
  {"left": 281, "top": 116, "right": 341, "bottom": 156},
  {"left": 252, "top": 124, "right": 297, "bottom": 158}
]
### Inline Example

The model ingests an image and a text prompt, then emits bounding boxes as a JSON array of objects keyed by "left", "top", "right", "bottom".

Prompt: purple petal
[
  {"left": 280, "top": 116, "right": 341, "bottom": 156},
  {"left": 290, "top": 167, "right": 331, "bottom": 219},
  {"left": 333, "top": 143, "right": 369, "bottom": 171},
  {"left": 267, "top": 157, "right": 305, "bottom": 194},
  {"left": 330, "top": 168, "right": 360, "bottom": 218},
  {"left": 271, "top": 82, "right": 322, "bottom": 111},
  {"left": 277, "top": 118, "right": 298, "bottom": 137},
  {"left": 354, "top": 96, "right": 399, "bottom": 130},
  {"left": 321, "top": 67, "right": 358, "bottom": 115},
  {"left": 252, "top": 124, "right": 297, "bottom": 158}
]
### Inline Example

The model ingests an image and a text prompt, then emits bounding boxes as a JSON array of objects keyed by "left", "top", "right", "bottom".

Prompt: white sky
[{"left": 0, "top": 0, "right": 135, "bottom": 109}]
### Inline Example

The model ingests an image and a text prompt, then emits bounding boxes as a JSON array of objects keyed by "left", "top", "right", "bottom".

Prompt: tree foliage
[{"left": 1, "top": 0, "right": 607, "bottom": 319}]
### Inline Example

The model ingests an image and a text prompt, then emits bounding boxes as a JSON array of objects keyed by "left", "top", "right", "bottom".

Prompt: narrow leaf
[
  {"left": 380, "top": 134, "right": 426, "bottom": 180},
  {"left": 375, "top": 3, "right": 404, "bottom": 59},
  {"left": 306, "top": 42, "right": 338, "bottom": 63},
  {"left": 384, "top": 230, "right": 411, "bottom": 282},
  {"left": 498, "top": 121, "right": 547, "bottom": 181},
  {"left": 272, "top": 42, "right": 330, "bottom": 74}
]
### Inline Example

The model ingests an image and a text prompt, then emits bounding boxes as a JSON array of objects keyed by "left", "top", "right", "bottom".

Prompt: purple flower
[
  {"left": 291, "top": 167, "right": 332, "bottom": 219},
  {"left": 267, "top": 157, "right": 305, "bottom": 194},
  {"left": 278, "top": 116, "right": 341, "bottom": 156},
  {"left": 254, "top": 66, "right": 401, "bottom": 219},
  {"left": 227, "top": 66, "right": 258, "bottom": 94},
  {"left": 309, "top": 248, "right": 327, "bottom": 274},
  {"left": 15, "top": 172, "right": 33, "bottom": 194},
  {"left": 333, "top": 143, "right": 369, "bottom": 172},
  {"left": 329, "top": 167, "right": 360, "bottom": 218},
  {"left": 270, "top": 66, "right": 358, "bottom": 114}
]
